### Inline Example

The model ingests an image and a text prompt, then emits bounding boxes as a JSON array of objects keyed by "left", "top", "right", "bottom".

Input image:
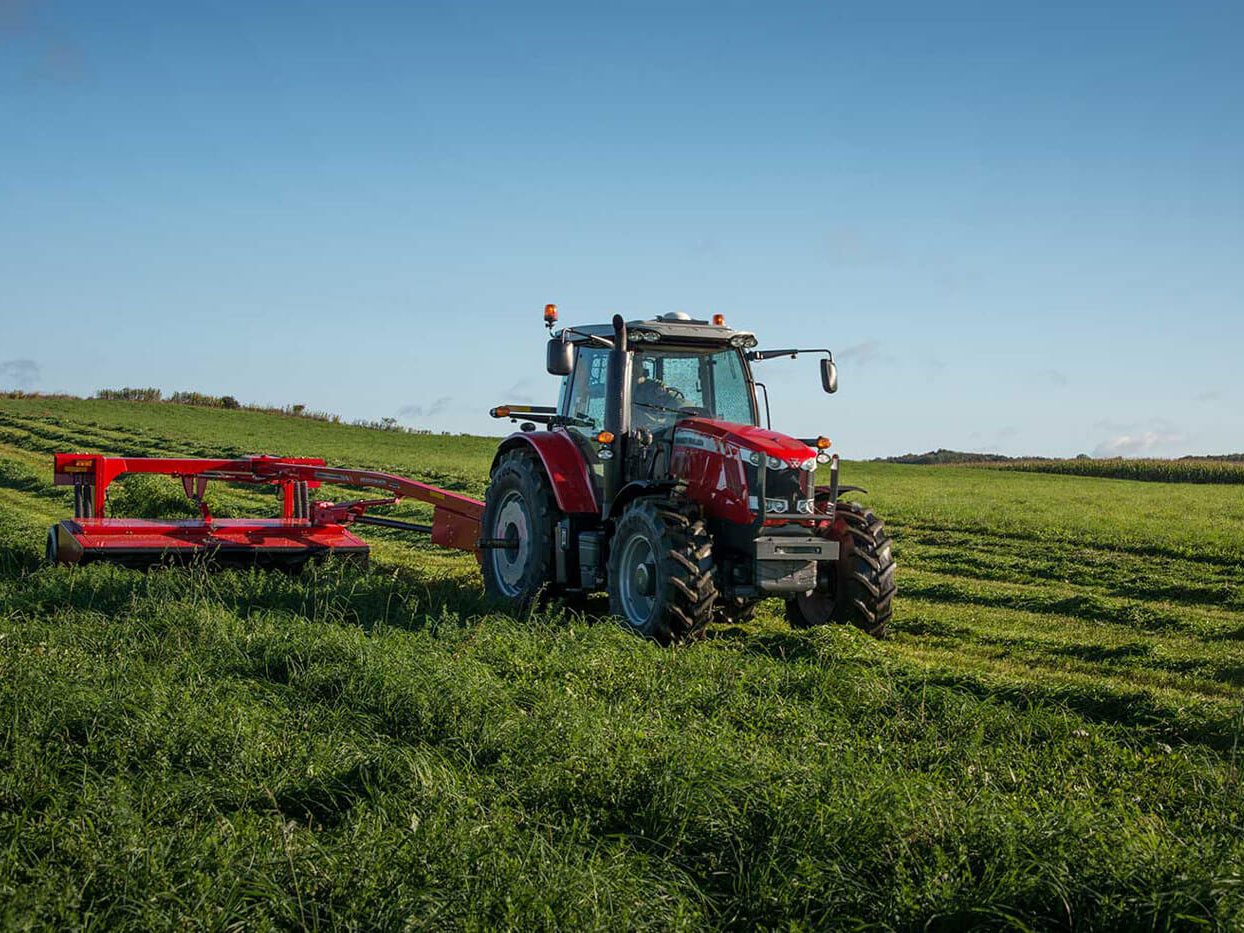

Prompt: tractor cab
[
  {"left": 482, "top": 307, "right": 894, "bottom": 644},
  {"left": 553, "top": 313, "right": 762, "bottom": 501}
]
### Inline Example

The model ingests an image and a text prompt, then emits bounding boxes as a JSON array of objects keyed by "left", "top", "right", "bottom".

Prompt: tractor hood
[{"left": 674, "top": 418, "right": 818, "bottom": 466}]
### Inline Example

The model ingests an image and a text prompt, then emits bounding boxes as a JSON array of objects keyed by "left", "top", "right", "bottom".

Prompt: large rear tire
[
  {"left": 786, "top": 500, "right": 895, "bottom": 638},
  {"left": 480, "top": 449, "right": 560, "bottom": 611},
  {"left": 609, "top": 498, "right": 717, "bottom": 644}
]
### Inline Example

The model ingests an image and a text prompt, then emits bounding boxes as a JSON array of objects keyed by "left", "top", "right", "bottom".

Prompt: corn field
[{"left": 967, "top": 457, "right": 1244, "bottom": 484}]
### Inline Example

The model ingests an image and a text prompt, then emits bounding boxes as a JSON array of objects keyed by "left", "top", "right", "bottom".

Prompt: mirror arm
[{"left": 747, "top": 347, "right": 833, "bottom": 362}]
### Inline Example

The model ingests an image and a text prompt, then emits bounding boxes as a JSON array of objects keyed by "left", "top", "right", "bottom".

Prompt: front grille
[{"left": 744, "top": 463, "right": 813, "bottom": 517}]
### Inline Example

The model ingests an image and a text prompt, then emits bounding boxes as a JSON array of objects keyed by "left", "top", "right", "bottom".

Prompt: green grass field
[{"left": 1, "top": 398, "right": 1242, "bottom": 929}]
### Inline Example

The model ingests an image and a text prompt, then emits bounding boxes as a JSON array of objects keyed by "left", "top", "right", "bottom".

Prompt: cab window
[
  {"left": 558, "top": 346, "right": 611, "bottom": 491},
  {"left": 561, "top": 345, "right": 610, "bottom": 435},
  {"left": 631, "top": 347, "right": 757, "bottom": 433}
]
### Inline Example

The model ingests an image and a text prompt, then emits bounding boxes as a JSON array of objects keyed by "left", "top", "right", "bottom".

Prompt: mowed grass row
[{"left": 1, "top": 397, "right": 1243, "bottom": 928}]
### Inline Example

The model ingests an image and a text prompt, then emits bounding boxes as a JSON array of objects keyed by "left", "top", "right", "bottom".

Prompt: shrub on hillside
[
  {"left": 0, "top": 391, "right": 81, "bottom": 400},
  {"left": 168, "top": 391, "right": 242, "bottom": 409},
  {"left": 95, "top": 387, "right": 162, "bottom": 402}
]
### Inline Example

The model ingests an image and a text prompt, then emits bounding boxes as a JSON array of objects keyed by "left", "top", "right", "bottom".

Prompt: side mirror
[
  {"left": 820, "top": 357, "right": 838, "bottom": 394},
  {"left": 546, "top": 338, "right": 574, "bottom": 376}
]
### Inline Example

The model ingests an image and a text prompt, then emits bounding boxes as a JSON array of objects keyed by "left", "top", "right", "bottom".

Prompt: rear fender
[{"left": 492, "top": 432, "right": 598, "bottom": 515}]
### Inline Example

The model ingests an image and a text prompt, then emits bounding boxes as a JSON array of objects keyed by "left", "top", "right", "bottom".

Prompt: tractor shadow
[
  {"left": 13, "top": 555, "right": 495, "bottom": 637},
  {"left": 704, "top": 625, "right": 826, "bottom": 663}
]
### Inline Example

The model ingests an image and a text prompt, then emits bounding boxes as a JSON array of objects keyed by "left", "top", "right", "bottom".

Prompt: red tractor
[
  {"left": 479, "top": 308, "right": 896, "bottom": 642},
  {"left": 45, "top": 307, "right": 895, "bottom": 644}
]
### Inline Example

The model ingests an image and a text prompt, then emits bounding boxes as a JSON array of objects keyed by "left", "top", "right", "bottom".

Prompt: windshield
[{"left": 632, "top": 346, "right": 757, "bottom": 433}]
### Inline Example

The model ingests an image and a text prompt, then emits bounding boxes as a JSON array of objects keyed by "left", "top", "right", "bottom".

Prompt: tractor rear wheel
[
  {"left": 480, "top": 449, "right": 560, "bottom": 610},
  {"left": 786, "top": 500, "right": 895, "bottom": 638},
  {"left": 609, "top": 497, "right": 717, "bottom": 644}
]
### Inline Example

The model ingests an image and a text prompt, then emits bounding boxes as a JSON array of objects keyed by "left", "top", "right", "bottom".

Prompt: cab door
[{"left": 559, "top": 344, "right": 612, "bottom": 501}]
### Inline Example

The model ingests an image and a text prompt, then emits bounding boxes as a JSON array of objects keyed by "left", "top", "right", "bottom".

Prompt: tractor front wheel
[
  {"left": 480, "top": 449, "right": 560, "bottom": 610},
  {"left": 609, "top": 498, "right": 717, "bottom": 644},
  {"left": 716, "top": 596, "right": 759, "bottom": 627},
  {"left": 786, "top": 500, "right": 895, "bottom": 638}
]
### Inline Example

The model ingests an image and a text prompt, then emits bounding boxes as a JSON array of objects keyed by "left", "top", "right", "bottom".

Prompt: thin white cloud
[
  {"left": 1093, "top": 431, "right": 1184, "bottom": 458},
  {"left": 1036, "top": 368, "right": 1069, "bottom": 387},
  {"left": 837, "top": 340, "right": 883, "bottom": 367},
  {"left": 398, "top": 396, "right": 453, "bottom": 420},
  {"left": 501, "top": 379, "right": 539, "bottom": 405},
  {"left": 0, "top": 358, "right": 39, "bottom": 389}
]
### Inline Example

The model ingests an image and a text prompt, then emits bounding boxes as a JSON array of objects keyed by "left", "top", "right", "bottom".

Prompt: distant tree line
[{"left": 878, "top": 448, "right": 1014, "bottom": 465}]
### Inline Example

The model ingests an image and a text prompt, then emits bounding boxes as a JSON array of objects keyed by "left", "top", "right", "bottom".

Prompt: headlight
[
  {"left": 816, "top": 451, "right": 832, "bottom": 464},
  {"left": 631, "top": 330, "right": 659, "bottom": 342},
  {"left": 796, "top": 499, "right": 815, "bottom": 514},
  {"left": 598, "top": 447, "right": 614, "bottom": 460},
  {"left": 728, "top": 333, "right": 759, "bottom": 349},
  {"left": 766, "top": 456, "right": 783, "bottom": 470},
  {"left": 800, "top": 457, "right": 817, "bottom": 472},
  {"left": 764, "top": 498, "right": 788, "bottom": 513},
  {"left": 749, "top": 451, "right": 763, "bottom": 466}
]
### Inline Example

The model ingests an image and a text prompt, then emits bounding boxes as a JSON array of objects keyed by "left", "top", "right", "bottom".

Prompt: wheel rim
[
  {"left": 617, "top": 531, "right": 658, "bottom": 628},
  {"left": 489, "top": 490, "right": 532, "bottom": 598}
]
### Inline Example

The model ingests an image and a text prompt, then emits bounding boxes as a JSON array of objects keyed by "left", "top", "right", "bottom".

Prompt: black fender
[{"left": 606, "top": 480, "right": 680, "bottom": 521}]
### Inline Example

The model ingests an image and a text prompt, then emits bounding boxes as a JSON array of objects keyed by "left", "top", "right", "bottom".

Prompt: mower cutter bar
[{"left": 48, "top": 453, "right": 484, "bottom": 568}]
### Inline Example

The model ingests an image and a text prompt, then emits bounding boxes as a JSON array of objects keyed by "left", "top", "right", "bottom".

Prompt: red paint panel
[
  {"left": 432, "top": 506, "right": 482, "bottom": 555},
  {"left": 677, "top": 418, "right": 816, "bottom": 464},
  {"left": 670, "top": 443, "right": 752, "bottom": 526},
  {"left": 496, "top": 431, "right": 598, "bottom": 515},
  {"left": 670, "top": 421, "right": 820, "bottom": 528},
  {"left": 62, "top": 518, "right": 368, "bottom": 560}
]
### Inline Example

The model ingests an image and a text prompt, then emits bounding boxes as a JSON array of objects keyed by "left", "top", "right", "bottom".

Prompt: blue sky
[{"left": 2, "top": 0, "right": 1240, "bottom": 457}]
